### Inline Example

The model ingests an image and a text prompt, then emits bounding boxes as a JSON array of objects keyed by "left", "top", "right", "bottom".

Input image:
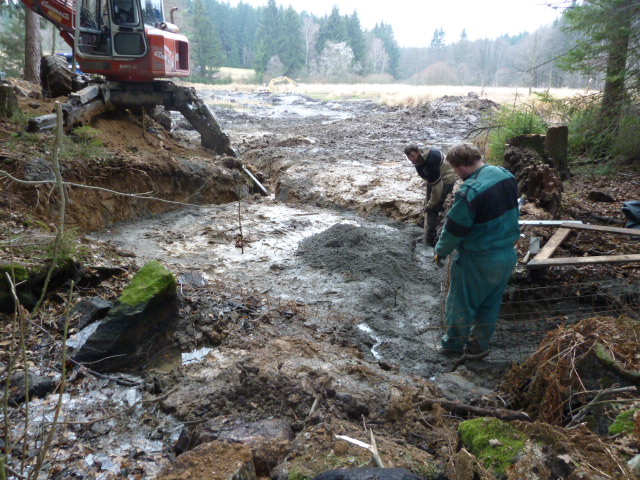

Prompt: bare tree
[
  {"left": 368, "top": 37, "right": 388, "bottom": 74},
  {"left": 302, "top": 15, "right": 319, "bottom": 66}
]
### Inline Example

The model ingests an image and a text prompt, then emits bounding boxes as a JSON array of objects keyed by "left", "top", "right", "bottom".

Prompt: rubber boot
[{"left": 426, "top": 211, "right": 439, "bottom": 246}]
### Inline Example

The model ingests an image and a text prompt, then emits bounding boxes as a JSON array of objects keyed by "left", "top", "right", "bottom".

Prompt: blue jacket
[{"left": 436, "top": 165, "right": 520, "bottom": 257}]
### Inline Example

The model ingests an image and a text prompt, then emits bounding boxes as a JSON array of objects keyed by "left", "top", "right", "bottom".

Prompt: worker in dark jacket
[
  {"left": 404, "top": 144, "right": 457, "bottom": 246},
  {"left": 434, "top": 143, "right": 520, "bottom": 355}
]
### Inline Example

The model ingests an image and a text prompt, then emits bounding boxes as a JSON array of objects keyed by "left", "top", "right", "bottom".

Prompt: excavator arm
[{"left": 21, "top": 0, "right": 76, "bottom": 46}]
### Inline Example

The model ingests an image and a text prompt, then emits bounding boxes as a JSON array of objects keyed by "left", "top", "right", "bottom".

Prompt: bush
[{"left": 486, "top": 105, "right": 547, "bottom": 165}]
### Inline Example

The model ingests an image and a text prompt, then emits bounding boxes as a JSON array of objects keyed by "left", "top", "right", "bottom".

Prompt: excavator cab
[{"left": 74, "top": 0, "right": 189, "bottom": 81}]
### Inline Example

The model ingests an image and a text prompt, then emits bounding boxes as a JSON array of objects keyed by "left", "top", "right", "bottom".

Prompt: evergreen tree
[
  {"left": 430, "top": 28, "right": 446, "bottom": 48},
  {"left": 372, "top": 22, "right": 400, "bottom": 78},
  {"left": 559, "top": 0, "right": 640, "bottom": 145},
  {"left": 346, "top": 11, "right": 366, "bottom": 71},
  {"left": 24, "top": 8, "right": 41, "bottom": 82},
  {"left": 190, "top": 0, "right": 224, "bottom": 78},
  {"left": 316, "top": 6, "right": 347, "bottom": 54},
  {"left": 253, "top": 0, "right": 282, "bottom": 74},
  {"left": 280, "top": 7, "right": 305, "bottom": 76},
  {"left": 0, "top": 3, "right": 25, "bottom": 77}
]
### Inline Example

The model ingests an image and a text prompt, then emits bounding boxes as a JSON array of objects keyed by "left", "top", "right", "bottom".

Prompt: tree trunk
[
  {"left": 24, "top": 9, "right": 42, "bottom": 83},
  {"left": 598, "top": 18, "right": 631, "bottom": 139}
]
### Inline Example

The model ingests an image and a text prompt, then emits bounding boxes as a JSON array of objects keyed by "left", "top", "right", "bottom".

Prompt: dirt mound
[{"left": 296, "top": 223, "right": 423, "bottom": 281}]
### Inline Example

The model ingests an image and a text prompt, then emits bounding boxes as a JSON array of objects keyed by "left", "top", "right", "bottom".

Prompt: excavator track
[
  {"left": 40, "top": 55, "right": 73, "bottom": 98},
  {"left": 29, "top": 80, "right": 236, "bottom": 157}
]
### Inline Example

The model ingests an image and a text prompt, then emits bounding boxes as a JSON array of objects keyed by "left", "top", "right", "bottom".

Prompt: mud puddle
[{"left": 90, "top": 196, "right": 454, "bottom": 378}]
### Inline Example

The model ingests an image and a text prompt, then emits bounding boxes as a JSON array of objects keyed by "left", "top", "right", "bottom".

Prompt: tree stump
[
  {"left": 0, "top": 84, "right": 20, "bottom": 119},
  {"left": 506, "top": 134, "right": 551, "bottom": 166},
  {"left": 504, "top": 135, "right": 562, "bottom": 218},
  {"left": 546, "top": 126, "right": 569, "bottom": 180}
]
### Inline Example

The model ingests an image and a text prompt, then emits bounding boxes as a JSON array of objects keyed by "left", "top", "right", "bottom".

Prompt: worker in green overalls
[{"left": 434, "top": 143, "right": 520, "bottom": 355}]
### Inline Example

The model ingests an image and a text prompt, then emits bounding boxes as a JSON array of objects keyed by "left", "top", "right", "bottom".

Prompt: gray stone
[
  {"left": 69, "top": 296, "right": 112, "bottom": 330},
  {"left": 10, "top": 371, "right": 56, "bottom": 404}
]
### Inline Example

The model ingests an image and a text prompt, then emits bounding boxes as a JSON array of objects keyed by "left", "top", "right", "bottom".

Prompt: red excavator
[{"left": 20, "top": 0, "right": 234, "bottom": 155}]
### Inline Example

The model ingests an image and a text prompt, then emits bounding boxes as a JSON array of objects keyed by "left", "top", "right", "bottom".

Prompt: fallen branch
[
  {"left": 594, "top": 343, "right": 640, "bottom": 384},
  {"left": 566, "top": 385, "right": 637, "bottom": 428},
  {"left": 451, "top": 350, "right": 490, "bottom": 371},
  {"left": 411, "top": 397, "right": 532, "bottom": 422}
]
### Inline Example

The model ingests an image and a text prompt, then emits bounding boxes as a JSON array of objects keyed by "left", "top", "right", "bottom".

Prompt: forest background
[
  {"left": 0, "top": 0, "right": 639, "bottom": 162},
  {"left": 0, "top": 0, "right": 593, "bottom": 88}
]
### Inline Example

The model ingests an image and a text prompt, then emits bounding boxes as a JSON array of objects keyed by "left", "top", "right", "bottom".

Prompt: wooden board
[
  {"left": 560, "top": 222, "right": 640, "bottom": 236},
  {"left": 528, "top": 254, "right": 640, "bottom": 268},
  {"left": 530, "top": 227, "right": 572, "bottom": 262}
]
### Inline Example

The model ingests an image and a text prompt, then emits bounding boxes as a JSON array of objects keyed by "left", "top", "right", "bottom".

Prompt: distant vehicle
[{"left": 257, "top": 76, "right": 299, "bottom": 94}]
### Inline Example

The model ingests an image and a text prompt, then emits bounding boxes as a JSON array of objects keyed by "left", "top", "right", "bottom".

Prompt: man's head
[
  {"left": 403, "top": 143, "right": 423, "bottom": 165},
  {"left": 446, "top": 143, "right": 484, "bottom": 179}
]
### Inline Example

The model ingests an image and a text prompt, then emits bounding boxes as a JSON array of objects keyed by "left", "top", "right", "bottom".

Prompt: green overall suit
[{"left": 435, "top": 165, "right": 520, "bottom": 353}]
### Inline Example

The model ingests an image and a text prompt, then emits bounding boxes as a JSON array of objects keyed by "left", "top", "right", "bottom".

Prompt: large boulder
[
  {"left": 71, "top": 261, "right": 178, "bottom": 372},
  {"left": 175, "top": 416, "right": 294, "bottom": 476}
]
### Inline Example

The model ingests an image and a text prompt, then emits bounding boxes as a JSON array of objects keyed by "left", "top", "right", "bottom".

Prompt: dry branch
[{"left": 412, "top": 397, "right": 532, "bottom": 422}]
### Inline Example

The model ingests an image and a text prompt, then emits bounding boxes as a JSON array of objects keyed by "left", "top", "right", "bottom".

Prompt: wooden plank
[
  {"left": 561, "top": 222, "right": 640, "bottom": 236},
  {"left": 530, "top": 227, "right": 572, "bottom": 262},
  {"left": 519, "top": 220, "right": 583, "bottom": 226},
  {"left": 528, "top": 254, "right": 640, "bottom": 269}
]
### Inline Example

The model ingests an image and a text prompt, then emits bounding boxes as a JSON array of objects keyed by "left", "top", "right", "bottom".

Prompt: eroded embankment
[{"left": 4, "top": 154, "right": 244, "bottom": 232}]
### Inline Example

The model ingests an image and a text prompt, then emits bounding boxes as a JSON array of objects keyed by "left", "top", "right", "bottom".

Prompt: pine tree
[
  {"left": 559, "top": 0, "right": 640, "bottom": 154},
  {"left": 346, "top": 12, "right": 366, "bottom": 72},
  {"left": 253, "top": 0, "right": 281, "bottom": 74},
  {"left": 372, "top": 22, "right": 400, "bottom": 78},
  {"left": 316, "top": 6, "right": 347, "bottom": 55},
  {"left": 0, "top": 4, "right": 25, "bottom": 77},
  {"left": 430, "top": 28, "right": 445, "bottom": 48},
  {"left": 190, "top": 0, "right": 224, "bottom": 78},
  {"left": 24, "top": 8, "right": 41, "bottom": 82},
  {"left": 280, "top": 7, "right": 305, "bottom": 76}
]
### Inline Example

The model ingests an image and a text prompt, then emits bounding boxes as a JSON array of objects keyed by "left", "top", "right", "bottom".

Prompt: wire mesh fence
[{"left": 183, "top": 275, "right": 640, "bottom": 365}]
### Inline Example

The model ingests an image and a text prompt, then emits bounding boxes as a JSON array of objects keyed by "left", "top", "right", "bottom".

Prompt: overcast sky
[{"left": 228, "top": 0, "right": 564, "bottom": 48}]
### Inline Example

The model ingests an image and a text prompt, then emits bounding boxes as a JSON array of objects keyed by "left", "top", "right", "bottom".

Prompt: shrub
[{"left": 486, "top": 105, "right": 547, "bottom": 165}]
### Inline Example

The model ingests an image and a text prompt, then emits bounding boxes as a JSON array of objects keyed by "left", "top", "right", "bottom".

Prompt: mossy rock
[
  {"left": 118, "top": 260, "right": 177, "bottom": 307},
  {"left": 608, "top": 408, "right": 639, "bottom": 436},
  {"left": 0, "top": 263, "right": 29, "bottom": 289},
  {"left": 71, "top": 260, "right": 178, "bottom": 372},
  {"left": 458, "top": 417, "right": 527, "bottom": 477}
]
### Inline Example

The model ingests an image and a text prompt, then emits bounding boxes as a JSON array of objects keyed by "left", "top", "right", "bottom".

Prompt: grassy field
[{"left": 191, "top": 68, "right": 587, "bottom": 108}]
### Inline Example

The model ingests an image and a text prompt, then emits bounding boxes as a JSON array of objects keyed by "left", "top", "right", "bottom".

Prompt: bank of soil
[{"left": 2, "top": 82, "right": 639, "bottom": 479}]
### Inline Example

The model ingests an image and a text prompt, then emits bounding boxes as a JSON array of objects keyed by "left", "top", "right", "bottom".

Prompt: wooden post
[{"left": 546, "top": 126, "right": 569, "bottom": 180}]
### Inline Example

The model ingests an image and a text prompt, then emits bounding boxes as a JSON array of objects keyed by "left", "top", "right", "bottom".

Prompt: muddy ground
[{"left": 2, "top": 84, "right": 640, "bottom": 479}]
